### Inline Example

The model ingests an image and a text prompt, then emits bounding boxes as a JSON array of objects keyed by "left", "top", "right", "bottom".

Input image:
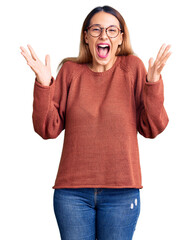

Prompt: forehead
[{"left": 90, "top": 11, "right": 120, "bottom": 27}]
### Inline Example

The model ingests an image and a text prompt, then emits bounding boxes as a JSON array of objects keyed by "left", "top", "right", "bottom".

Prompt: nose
[{"left": 99, "top": 28, "right": 108, "bottom": 39}]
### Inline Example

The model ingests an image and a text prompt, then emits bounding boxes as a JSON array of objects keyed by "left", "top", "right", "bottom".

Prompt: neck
[{"left": 88, "top": 56, "right": 117, "bottom": 72}]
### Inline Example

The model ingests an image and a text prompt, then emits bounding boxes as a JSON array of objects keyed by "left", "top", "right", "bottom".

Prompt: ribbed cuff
[
  {"left": 35, "top": 77, "right": 55, "bottom": 88},
  {"left": 145, "top": 75, "right": 162, "bottom": 85}
]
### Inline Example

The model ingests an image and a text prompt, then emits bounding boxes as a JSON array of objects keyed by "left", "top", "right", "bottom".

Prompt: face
[{"left": 84, "top": 11, "right": 123, "bottom": 68}]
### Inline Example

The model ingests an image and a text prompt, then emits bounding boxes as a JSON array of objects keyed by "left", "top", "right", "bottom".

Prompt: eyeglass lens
[{"left": 89, "top": 26, "right": 119, "bottom": 38}]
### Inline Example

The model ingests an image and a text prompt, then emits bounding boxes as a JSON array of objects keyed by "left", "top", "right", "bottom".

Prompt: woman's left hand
[{"left": 147, "top": 44, "right": 172, "bottom": 83}]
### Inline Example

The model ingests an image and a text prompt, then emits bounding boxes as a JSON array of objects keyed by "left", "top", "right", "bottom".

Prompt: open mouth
[{"left": 96, "top": 44, "right": 110, "bottom": 58}]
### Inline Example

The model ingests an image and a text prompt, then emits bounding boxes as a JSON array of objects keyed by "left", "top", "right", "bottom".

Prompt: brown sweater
[{"left": 32, "top": 55, "right": 169, "bottom": 189}]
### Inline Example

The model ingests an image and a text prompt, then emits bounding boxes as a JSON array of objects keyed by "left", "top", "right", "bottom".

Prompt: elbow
[
  {"left": 33, "top": 124, "right": 49, "bottom": 139},
  {"left": 32, "top": 114, "right": 64, "bottom": 140},
  {"left": 139, "top": 116, "right": 169, "bottom": 139},
  {"left": 154, "top": 116, "right": 169, "bottom": 138},
  {"left": 143, "top": 130, "right": 162, "bottom": 139},
  {"left": 33, "top": 127, "right": 60, "bottom": 140},
  {"left": 33, "top": 124, "right": 62, "bottom": 139},
  {"left": 32, "top": 118, "right": 55, "bottom": 140}
]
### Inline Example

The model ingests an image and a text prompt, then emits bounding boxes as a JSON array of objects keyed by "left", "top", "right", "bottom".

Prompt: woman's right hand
[{"left": 20, "top": 44, "right": 52, "bottom": 86}]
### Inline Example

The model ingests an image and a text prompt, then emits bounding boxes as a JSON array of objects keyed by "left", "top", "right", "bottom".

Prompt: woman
[{"left": 20, "top": 5, "right": 171, "bottom": 240}]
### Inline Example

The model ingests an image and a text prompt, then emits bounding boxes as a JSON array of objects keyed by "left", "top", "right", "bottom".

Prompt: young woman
[{"left": 20, "top": 5, "right": 171, "bottom": 240}]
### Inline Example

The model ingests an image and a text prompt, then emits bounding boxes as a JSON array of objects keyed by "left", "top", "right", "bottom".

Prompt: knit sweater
[{"left": 32, "top": 55, "right": 169, "bottom": 189}]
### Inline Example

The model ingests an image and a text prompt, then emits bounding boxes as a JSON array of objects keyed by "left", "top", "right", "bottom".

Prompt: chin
[{"left": 94, "top": 52, "right": 115, "bottom": 65}]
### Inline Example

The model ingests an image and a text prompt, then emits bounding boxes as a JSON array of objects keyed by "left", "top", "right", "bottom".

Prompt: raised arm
[
  {"left": 20, "top": 44, "right": 69, "bottom": 139},
  {"left": 134, "top": 44, "right": 171, "bottom": 138}
]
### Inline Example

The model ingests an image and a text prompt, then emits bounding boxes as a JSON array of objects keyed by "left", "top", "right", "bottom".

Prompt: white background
[{"left": 1, "top": 0, "right": 192, "bottom": 239}]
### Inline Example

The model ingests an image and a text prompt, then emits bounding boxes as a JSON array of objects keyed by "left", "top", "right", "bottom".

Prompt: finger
[
  {"left": 20, "top": 46, "right": 31, "bottom": 59},
  {"left": 20, "top": 46, "right": 33, "bottom": 63},
  {"left": 155, "top": 43, "right": 166, "bottom": 63},
  {"left": 45, "top": 54, "right": 51, "bottom": 68},
  {"left": 161, "top": 50, "right": 172, "bottom": 65},
  {"left": 157, "top": 63, "right": 166, "bottom": 74},
  {"left": 158, "top": 51, "right": 172, "bottom": 73},
  {"left": 20, "top": 46, "right": 38, "bottom": 71},
  {"left": 20, "top": 46, "right": 27, "bottom": 53},
  {"left": 27, "top": 60, "right": 36, "bottom": 72},
  {"left": 148, "top": 57, "right": 154, "bottom": 69},
  {"left": 27, "top": 44, "right": 39, "bottom": 61},
  {"left": 158, "top": 44, "right": 171, "bottom": 64}
]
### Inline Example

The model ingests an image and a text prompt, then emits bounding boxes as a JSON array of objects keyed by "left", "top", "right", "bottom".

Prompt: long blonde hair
[{"left": 57, "top": 5, "right": 134, "bottom": 72}]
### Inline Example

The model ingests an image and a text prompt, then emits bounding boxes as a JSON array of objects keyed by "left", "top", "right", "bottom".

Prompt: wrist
[
  {"left": 35, "top": 77, "right": 54, "bottom": 87},
  {"left": 146, "top": 75, "right": 160, "bottom": 83},
  {"left": 36, "top": 77, "right": 52, "bottom": 86}
]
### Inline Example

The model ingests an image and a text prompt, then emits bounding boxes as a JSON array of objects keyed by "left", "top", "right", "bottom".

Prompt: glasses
[{"left": 86, "top": 24, "right": 123, "bottom": 38}]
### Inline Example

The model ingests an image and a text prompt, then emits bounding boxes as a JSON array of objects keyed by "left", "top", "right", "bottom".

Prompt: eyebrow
[{"left": 91, "top": 24, "right": 119, "bottom": 28}]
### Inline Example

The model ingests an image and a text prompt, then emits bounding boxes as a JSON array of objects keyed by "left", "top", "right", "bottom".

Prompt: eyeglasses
[{"left": 86, "top": 24, "right": 123, "bottom": 38}]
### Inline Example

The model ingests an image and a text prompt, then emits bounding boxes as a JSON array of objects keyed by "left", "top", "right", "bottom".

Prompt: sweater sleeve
[
  {"left": 133, "top": 56, "right": 169, "bottom": 138},
  {"left": 32, "top": 63, "right": 70, "bottom": 139}
]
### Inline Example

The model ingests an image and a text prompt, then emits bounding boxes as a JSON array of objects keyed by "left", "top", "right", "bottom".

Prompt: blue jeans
[{"left": 53, "top": 188, "right": 140, "bottom": 240}]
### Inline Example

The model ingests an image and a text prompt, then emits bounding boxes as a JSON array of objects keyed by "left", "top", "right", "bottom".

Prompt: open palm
[
  {"left": 20, "top": 44, "right": 52, "bottom": 86},
  {"left": 147, "top": 44, "right": 172, "bottom": 83}
]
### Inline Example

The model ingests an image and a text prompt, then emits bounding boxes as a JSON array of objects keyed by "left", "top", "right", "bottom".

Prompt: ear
[
  {"left": 119, "top": 32, "right": 123, "bottom": 46},
  {"left": 84, "top": 31, "right": 89, "bottom": 44}
]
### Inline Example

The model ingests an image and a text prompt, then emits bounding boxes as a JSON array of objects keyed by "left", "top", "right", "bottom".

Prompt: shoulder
[
  {"left": 57, "top": 60, "right": 85, "bottom": 83},
  {"left": 59, "top": 60, "right": 83, "bottom": 74},
  {"left": 119, "top": 54, "right": 146, "bottom": 74}
]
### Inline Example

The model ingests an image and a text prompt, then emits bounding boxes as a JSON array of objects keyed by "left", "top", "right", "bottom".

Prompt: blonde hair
[{"left": 57, "top": 5, "right": 134, "bottom": 72}]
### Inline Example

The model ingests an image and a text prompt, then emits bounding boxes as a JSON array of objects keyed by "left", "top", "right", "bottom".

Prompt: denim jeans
[{"left": 53, "top": 188, "right": 140, "bottom": 240}]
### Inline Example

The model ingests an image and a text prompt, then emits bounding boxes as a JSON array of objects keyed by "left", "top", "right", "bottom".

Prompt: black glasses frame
[{"left": 86, "top": 24, "right": 123, "bottom": 38}]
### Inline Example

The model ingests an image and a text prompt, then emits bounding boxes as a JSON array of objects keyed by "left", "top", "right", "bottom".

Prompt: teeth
[{"left": 98, "top": 44, "right": 109, "bottom": 48}]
